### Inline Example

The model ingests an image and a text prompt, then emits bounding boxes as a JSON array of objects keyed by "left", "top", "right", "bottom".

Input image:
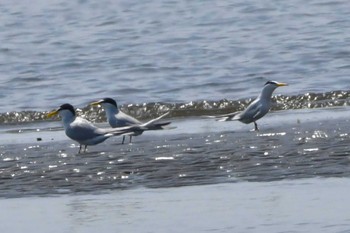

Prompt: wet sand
[
  {"left": 1, "top": 107, "right": 350, "bottom": 232},
  {"left": 1, "top": 107, "right": 350, "bottom": 196},
  {"left": 1, "top": 178, "right": 350, "bottom": 233}
]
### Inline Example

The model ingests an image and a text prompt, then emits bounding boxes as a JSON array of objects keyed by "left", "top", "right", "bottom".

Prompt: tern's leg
[
  {"left": 83, "top": 145, "right": 87, "bottom": 153},
  {"left": 129, "top": 136, "right": 132, "bottom": 143},
  {"left": 79, "top": 145, "right": 82, "bottom": 154},
  {"left": 254, "top": 122, "right": 259, "bottom": 131},
  {"left": 122, "top": 136, "right": 125, "bottom": 144}
]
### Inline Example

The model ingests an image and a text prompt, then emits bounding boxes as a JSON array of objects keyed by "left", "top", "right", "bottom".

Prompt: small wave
[{"left": 0, "top": 90, "right": 349, "bottom": 124}]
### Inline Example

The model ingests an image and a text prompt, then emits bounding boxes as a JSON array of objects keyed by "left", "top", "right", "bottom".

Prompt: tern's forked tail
[
  {"left": 105, "top": 125, "right": 142, "bottom": 137},
  {"left": 204, "top": 111, "right": 241, "bottom": 122},
  {"left": 140, "top": 111, "right": 172, "bottom": 130}
]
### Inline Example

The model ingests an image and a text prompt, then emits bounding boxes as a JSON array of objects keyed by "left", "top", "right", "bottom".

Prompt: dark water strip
[{"left": 0, "top": 90, "right": 349, "bottom": 124}]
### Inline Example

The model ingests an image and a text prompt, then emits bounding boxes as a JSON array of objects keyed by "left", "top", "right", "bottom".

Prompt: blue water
[
  {"left": 0, "top": 0, "right": 349, "bottom": 113},
  {"left": 1, "top": 1, "right": 350, "bottom": 232}
]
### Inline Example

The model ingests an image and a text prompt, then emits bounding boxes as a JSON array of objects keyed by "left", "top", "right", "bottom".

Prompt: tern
[
  {"left": 90, "top": 98, "right": 171, "bottom": 143},
  {"left": 211, "top": 81, "right": 288, "bottom": 131},
  {"left": 47, "top": 103, "right": 140, "bottom": 153}
]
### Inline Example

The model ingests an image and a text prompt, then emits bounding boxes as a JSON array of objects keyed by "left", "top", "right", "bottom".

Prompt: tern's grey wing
[
  {"left": 66, "top": 118, "right": 106, "bottom": 143},
  {"left": 237, "top": 99, "right": 269, "bottom": 123},
  {"left": 237, "top": 102, "right": 260, "bottom": 123},
  {"left": 66, "top": 117, "right": 102, "bottom": 137},
  {"left": 114, "top": 111, "right": 142, "bottom": 127}
]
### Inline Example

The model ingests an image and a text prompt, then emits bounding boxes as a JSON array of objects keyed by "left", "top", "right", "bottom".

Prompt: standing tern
[
  {"left": 90, "top": 98, "right": 171, "bottom": 144},
  {"left": 211, "top": 81, "right": 288, "bottom": 131},
  {"left": 47, "top": 103, "right": 140, "bottom": 153}
]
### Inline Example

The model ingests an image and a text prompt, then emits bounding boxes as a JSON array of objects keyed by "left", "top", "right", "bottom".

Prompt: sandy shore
[{"left": 1, "top": 107, "right": 350, "bottom": 233}]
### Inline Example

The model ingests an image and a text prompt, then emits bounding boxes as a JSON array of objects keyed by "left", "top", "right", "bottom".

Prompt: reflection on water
[{"left": 1, "top": 178, "right": 350, "bottom": 233}]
